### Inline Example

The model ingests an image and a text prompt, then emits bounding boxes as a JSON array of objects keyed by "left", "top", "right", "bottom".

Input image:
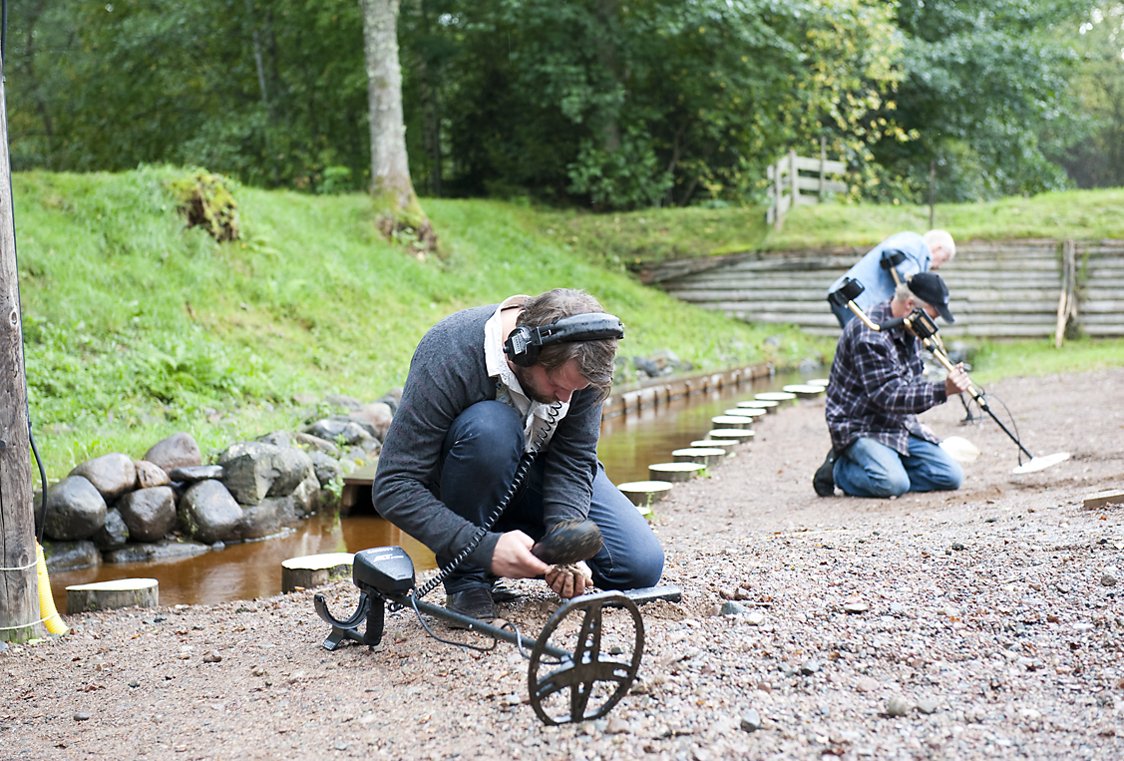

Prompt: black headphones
[{"left": 503, "top": 312, "right": 624, "bottom": 367}]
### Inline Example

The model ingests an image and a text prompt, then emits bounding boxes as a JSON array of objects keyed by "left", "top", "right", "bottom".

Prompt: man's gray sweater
[{"left": 373, "top": 304, "right": 603, "bottom": 569}]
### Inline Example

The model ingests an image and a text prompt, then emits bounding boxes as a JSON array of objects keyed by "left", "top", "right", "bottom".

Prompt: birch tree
[{"left": 359, "top": 0, "right": 435, "bottom": 254}]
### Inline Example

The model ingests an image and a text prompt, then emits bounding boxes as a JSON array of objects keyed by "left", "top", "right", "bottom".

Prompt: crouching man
[{"left": 815, "top": 273, "right": 972, "bottom": 498}]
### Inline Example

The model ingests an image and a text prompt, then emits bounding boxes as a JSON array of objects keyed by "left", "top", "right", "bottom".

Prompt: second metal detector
[{"left": 829, "top": 277, "right": 1071, "bottom": 475}]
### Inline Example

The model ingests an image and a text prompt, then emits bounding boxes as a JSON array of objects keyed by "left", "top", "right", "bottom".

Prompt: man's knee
[
  {"left": 445, "top": 401, "right": 523, "bottom": 460},
  {"left": 594, "top": 541, "right": 664, "bottom": 590}
]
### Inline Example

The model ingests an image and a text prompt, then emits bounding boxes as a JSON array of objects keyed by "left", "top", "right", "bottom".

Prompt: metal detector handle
[{"left": 921, "top": 338, "right": 985, "bottom": 404}]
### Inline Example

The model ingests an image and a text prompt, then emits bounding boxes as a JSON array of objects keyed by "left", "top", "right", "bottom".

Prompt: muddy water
[{"left": 50, "top": 371, "right": 813, "bottom": 612}]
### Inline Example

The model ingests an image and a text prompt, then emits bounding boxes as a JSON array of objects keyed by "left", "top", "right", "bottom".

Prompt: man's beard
[{"left": 513, "top": 365, "right": 553, "bottom": 404}]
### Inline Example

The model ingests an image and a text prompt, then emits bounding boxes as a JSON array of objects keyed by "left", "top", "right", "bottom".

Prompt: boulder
[
  {"left": 308, "top": 450, "right": 342, "bottom": 488},
  {"left": 303, "top": 418, "right": 378, "bottom": 450},
  {"left": 351, "top": 402, "right": 394, "bottom": 441},
  {"left": 169, "top": 465, "right": 225, "bottom": 483},
  {"left": 93, "top": 508, "right": 130, "bottom": 550},
  {"left": 135, "top": 459, "right": 171, "bottom": 489},
  {"left": 293, "top": 431, "right": 341, "bottom": 458},
  {"left": 179, "top": 480, "right": 243, "bottom": 543},
  {"left": 44, "top": 476, "right": 107, "bottom": 541},
  {"left": 104, "top": 539, "right": 210, "bottom": 564},
  {"left": 43, "top": 540, "right": 102, "bottom": 573},
  {"left": 143, "top": 432, "right": 202, "bottom": 473},
  {"left": 218, "top": 441, "right": 315, "bottom": 505},
  {"left": 238, "top": 495, "right": 298, "bottom": 540},
  {"left": 70, "top": 453, "right": 137, "bottom": 501},
  {"left": 117, "top": 486, "right": 177, "bottom": 542}
]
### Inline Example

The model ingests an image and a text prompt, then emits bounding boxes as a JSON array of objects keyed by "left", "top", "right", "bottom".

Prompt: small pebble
[
  {"left": 1101, "top": 574, "right": 1117, "bottom": 587},
  {"left": 74, "top": 712, "right": 91, "bottom": 722},
  {"left": 885, "top": 696, "right": 912, "bottom": 717},
  {"left": 740, "top": 708, "right": 762, "bottom": 732}
]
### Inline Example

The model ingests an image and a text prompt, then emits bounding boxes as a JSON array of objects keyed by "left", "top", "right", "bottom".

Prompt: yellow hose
[{"left": 36, "top": 542, "right": 68, "bottom": 636}]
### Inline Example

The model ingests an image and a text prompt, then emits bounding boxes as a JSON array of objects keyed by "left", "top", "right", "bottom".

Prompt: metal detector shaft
[
  {"left": 922, "top": 338, "right": 1036, "bottom": 460},
  {"left": 409, "top": 596, "right": 572, "bottom": 660}
]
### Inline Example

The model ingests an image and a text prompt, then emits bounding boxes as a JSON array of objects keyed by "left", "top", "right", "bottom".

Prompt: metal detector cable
[{"left": 401, "top": 400, "right": 565, "bottom": 606}]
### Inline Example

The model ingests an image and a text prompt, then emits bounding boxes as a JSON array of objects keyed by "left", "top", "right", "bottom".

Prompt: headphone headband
[{"left": 504, "top": 312, "right": 624, "bottom": 367}]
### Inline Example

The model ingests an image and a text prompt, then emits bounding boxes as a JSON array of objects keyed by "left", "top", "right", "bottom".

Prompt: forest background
[{"left": 7, "top": 0, "right": 1124, "bottom": 208}]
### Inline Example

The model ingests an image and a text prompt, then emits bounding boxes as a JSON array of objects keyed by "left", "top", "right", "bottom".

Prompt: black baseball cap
[{"left": 907, "top": 272, "right": 955, "bottom": 324}]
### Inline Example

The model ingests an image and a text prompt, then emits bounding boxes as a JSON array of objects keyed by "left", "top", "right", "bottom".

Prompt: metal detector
[
  {"left": 314, "top": 546, "right": 681, "bottom": 725},
  {"left": 829, "top": 278, "right": 1070, "bottom": 474}
]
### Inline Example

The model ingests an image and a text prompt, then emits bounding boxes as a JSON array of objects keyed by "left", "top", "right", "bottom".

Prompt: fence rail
[{"left": 765, "top": 144, "right": 847, "bottom": 230}]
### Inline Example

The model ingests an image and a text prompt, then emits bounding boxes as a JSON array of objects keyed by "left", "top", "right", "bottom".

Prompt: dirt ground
[{"left": 3, "top": 368, "right": 1122, "bottom": 760}]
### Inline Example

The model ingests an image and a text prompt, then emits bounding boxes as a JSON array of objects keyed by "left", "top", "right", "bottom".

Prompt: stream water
[{"left": 49, "top": 370, "right": 813, "bottom": 611}]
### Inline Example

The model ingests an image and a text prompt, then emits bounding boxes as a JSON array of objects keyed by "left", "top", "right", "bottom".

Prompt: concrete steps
[{"left": 651, "top": 239, "right": 1124, "bottom": 339}]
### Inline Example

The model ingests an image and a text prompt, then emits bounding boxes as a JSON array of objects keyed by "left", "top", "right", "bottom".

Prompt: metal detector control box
[{"left": 354, "top": 546, "right": 415, "bottom": 595}]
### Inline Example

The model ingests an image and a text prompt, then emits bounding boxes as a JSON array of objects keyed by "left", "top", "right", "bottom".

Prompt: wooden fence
[
  {"left": 640, "top": 239, "right": 1124, "bottom": 340},
  {"left": 765, "top": 145, "right": 847, "bottom": 230}
]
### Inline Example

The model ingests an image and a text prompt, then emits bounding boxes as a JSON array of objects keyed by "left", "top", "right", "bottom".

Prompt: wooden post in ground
[{"left": 0, "top": 58, "right": 41, "bottom": 643}]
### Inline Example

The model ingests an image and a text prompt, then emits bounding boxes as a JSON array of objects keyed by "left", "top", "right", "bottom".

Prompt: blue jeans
[
  {"left": 437, "top": 401, "right": 664, "bottom": 593},
  {"left": 833, "top": 435, "right": 963, "bottom": 498}
]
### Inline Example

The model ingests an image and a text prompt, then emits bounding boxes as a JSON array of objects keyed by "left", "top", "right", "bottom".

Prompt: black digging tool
[
  {"left": 314, "top": 538, "right": 681, "bottom": 726},
  {"left": 828, "top": 278, "right": 1070, "bottom": 475}
]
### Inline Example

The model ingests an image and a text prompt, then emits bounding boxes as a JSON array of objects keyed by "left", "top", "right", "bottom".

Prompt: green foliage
[
  {"left": 871, "top": 0, "right": 1091, "bottom": 201},
  {"left": 1051, "top": 3, "right": 1124, "bottom": 188},
  {"left": 6, "top": 0, "right": 1109, "bottom": 209},
  {"left": 167, "top": 170, "right": 241, "bottom": 242}
]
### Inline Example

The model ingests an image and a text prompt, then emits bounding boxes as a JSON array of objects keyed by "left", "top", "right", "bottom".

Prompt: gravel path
[{"left": 3, "top": 368, "right": 1122, "bottom": 760}]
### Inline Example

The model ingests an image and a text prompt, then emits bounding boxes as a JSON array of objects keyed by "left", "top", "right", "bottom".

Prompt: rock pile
[{"left": 41, "top": 394, "right": 398, "bottom": 573}]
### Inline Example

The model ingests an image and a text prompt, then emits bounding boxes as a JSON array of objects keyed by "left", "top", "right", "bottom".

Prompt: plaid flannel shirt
[{"left": 825, "top": 301, "right": 947, "bottom": 456}]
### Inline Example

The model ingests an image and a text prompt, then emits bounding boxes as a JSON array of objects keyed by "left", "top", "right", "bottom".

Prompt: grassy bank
[
  {"left": 14, "top": 168, "right": 1122, "bottom": 480},
  {"left": 552, "top": 187, "right": 1124, "bottom": 267},
  {"left": 15, "top": 167, "right": 826, "bottom": 478}
]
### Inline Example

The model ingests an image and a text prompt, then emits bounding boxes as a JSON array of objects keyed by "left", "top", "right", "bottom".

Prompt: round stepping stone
[
  {"left": 66, "top": 578, "right": 159, "bottom": 613},
  {"left": 706, "top": 429, "right": 755, "bottom": 443},
  {"left": 281, "top": 552, "right": 355, "bottom": 593},
  {"left": 755, "top": 391, "right": 797, "bottom": 403},
  {"left": 690, "top": 439, "right": 738, "bottom": 449},
  {"left": 807, "top": 378, "right": 830, "bottom": 387},
  {"left": 673, "top": 447, "right": 727, "bottom": 468},
  {"left": 710, "top": 415, "right": 752, "bottom": 429},
  {"left": 724, "top": 407, "right": 766, "bottom": 419},
  {"left": 782, "top": 383, "right": 825, "bottom": 398},
  {"left": 649, "top": 462, "right": 706, "bottom": 482},
  {"left": 737, "top": 399, "right": 780, "bottom": 414},
  {"left": 618, "top": 481, "right": 674, "bottom": 513}
]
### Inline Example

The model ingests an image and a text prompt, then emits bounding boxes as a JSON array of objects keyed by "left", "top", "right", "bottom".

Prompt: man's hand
[
  {"left": 944, "top": 362, "right": 972, "bottom": 397},
  {"left": 545, "top": 561, "right": 594, "bottom": 599},
  {"left": 491, "top": 531, "right": 550, "bottom": 579}
]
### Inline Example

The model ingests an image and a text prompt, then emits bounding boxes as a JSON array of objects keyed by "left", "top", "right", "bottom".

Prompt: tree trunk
[
  {"left": 0, "top": 61, "right": 41, "bottom": 643},
  {"left": 360, "top": 0, "right": 417, "bottom": 208}
]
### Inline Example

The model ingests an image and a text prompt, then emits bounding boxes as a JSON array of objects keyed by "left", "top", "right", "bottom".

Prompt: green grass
[
  {"left": 555, "top": 187, "right": 1124, "bottom": 266},
  {"left": 968, "top": 337, "right": 1124, "bottom": 385},
  {"left": 14, "top": 168, "right": 1121, "bottom": 481},
  {"left": 15, "top": 167, "right": 829, "bottom": 479}
]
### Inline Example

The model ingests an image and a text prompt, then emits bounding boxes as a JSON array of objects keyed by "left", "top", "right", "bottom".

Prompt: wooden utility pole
[{"left": 0, "top": 58, "right": 41, "bottom": 643}]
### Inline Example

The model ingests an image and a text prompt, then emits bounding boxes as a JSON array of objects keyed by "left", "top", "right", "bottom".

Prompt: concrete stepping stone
[
  {"left": 673, "top": 447, "right": 727, "bottom": 468},
  {"left": 648, "top": 462, "right": 706, "bottom": 482},
  {"left": 66, "top": 578, "right": 158, "bottom": 613},
  {"left": 281, "top": 552, "right": 355, "bottom": 593}
]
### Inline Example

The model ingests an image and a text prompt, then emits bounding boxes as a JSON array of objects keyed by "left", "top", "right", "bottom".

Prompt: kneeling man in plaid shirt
[{"left": 815, "top": 273, "right": 972, "bottom": 498}]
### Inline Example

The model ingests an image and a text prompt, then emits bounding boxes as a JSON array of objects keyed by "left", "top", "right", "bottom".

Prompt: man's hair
[
  {"left": 924, "top": 229, "right": 956, "bottom": 263},
  {"left": 517, "top": 288, "right": 618, "bottom": 398},
  {"left": 894, "top": 281, "right": 931, "bottom": 310}
]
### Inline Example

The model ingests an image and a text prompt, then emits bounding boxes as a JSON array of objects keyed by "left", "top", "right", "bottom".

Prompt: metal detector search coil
[{"left": 314, "top": 545, "right": 678, "bottom": 725}]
